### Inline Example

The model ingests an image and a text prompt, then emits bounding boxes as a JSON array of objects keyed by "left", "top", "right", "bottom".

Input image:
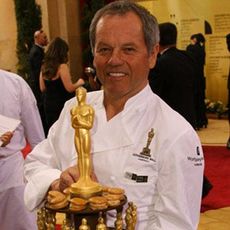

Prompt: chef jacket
[
  {"left": 0, "top": 69, "right": 44, "bottom": 230},
  {"left": 0, "top": 69, "right": 45, "bottom": 191},
  {"left": 24, "top": 85, "right": 204, "bottom": 230}
]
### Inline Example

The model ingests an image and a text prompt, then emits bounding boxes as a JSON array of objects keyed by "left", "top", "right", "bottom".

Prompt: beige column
[{"left": 40, "top": 0, "right": 83, "bottom": 81}]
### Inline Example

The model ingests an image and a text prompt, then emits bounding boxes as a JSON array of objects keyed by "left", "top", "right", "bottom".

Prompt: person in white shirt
[
  {"left": 0, "top": 69, "right": 45, "bottom": 230},
  {"left": 24, "top": 1, "right": 204, "bottom": 229}
]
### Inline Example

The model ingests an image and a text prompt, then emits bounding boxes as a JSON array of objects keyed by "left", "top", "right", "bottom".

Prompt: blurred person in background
[
  {"left": 40, "top": 37, "right": 85, "bottom": 131},
  {"left": 29, "top": 29, "right": 49, "bottom": 135},
  {"left": 149, "top": 22, "right": 197, "bottom": 129}
]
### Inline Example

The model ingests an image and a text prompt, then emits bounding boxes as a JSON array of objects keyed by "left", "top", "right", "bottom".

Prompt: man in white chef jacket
[
  {"left": 24, "top": 1, "right": 204, "bottom": 229},
  {"left": 0, "top": 69, "right": 45, "bottom": 230}
]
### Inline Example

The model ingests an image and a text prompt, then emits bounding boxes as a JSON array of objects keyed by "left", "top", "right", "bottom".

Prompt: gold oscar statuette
[
  {"left": 70, "top": 87, "right": 102, "bottom": 198},
  {"left": 140, "top": 128, "right": 154, "bottom": 157}
]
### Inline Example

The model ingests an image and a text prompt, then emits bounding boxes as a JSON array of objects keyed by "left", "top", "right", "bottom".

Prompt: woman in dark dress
[{"left": 39, "top": 37, "right": 85, "bottom": 131}]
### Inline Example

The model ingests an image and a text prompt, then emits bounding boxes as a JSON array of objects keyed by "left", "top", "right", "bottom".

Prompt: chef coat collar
[
  {"left": 90, "top": 85, "right": 153, "bottom": 153},
  {"left": 122, "top": 85, "right": 152, "bottom": 114}
]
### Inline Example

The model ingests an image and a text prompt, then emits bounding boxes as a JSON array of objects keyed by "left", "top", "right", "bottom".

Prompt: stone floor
[{"left": 197, "top": 118, "right": 229, "bottom": 146}]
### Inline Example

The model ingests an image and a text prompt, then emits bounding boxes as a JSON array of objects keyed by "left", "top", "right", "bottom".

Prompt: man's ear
[{"left": 149, "top": 44, "right": 159, "bottom": 69}]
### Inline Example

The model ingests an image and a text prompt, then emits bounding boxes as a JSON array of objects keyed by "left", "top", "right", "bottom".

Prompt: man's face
[
  {"left": 38, "top": 32, "right": 48, "bottom": 47},
  {"left": 93, "top": 12, "right": 158, "bottom": 101}
]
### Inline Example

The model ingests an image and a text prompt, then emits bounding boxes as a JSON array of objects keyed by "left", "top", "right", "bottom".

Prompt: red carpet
[
  {"left": 22, "top": 143, "right": 31, "bottom": 158},
  {"left": 201, "top": 145, "right": 230, "bottom": 212}
]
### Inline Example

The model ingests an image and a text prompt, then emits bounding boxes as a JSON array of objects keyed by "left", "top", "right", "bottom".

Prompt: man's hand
[
  {"left": 0, "top": 131, "right": 13, "bottom": 147},
  {"left": 49, "top": 166, "right": 79, "bottom": 192},
  {"left": 59, "top": 166, "right": 80, "bottom": 192},
  {"left": 49, "top": 166, "right": 99, "bottom": 192}
]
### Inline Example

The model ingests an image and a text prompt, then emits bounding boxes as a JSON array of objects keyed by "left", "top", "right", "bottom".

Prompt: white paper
[{"left": 0, "top": 114, "right": 20, "bottom": 146}]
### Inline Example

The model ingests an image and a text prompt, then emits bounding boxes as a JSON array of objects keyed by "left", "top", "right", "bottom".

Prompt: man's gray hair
[{"left": 89, "top": 0, "right": 160, "bottom": 56}]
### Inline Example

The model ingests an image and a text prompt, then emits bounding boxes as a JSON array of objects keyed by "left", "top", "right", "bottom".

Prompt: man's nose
[{"left": 107, "top": 50, "right": 124, "bottom": 65}]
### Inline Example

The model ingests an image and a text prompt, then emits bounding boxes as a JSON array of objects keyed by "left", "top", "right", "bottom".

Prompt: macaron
[
  {"left": 69, "top": 197, "right": 88, "bottom": 211},
  {"left": 88, "top": 196, "right": 108, "bottom": 210}
]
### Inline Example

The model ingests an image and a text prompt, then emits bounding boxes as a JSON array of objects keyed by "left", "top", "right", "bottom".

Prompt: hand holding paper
[
  {"left": 0, "top": 114, "right": 20, "bottom": 146},
  {"left": 0, "top": 131, "right": 13, "bottom": 147}
]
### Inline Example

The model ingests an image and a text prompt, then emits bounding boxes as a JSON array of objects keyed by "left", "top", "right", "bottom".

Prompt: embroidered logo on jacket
[{"left": 140, "top": 128, "right": 154, "bottom": 157}]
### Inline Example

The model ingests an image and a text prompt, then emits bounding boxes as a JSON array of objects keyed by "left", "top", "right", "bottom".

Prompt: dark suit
[
  {"left": 29, "top": 44, "right": 44, "bottom": 102},
  {"left": 29, "top": 44, "right": 48, "bottom": 135},
  {"left": 149, "top": 47, "right": 196, "bottom": 128}
]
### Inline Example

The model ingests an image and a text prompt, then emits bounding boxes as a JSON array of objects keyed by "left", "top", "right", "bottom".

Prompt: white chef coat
[
  {"left": 24, "top": 85, "right": 204, "bottom": 230},
  {"left": 0, "top": 69, "right": 45, "bottom": 229}
]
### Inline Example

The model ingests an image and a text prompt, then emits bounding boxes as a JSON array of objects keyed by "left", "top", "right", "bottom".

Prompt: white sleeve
[
  {"left": 154, "top": 129, "right": 204, "bottom": 230},
  {"left": 19, "top": 78, "right": 45, "bottom": 147}
]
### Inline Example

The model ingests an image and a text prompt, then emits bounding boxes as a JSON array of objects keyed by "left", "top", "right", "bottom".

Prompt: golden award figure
[{"left": 70, "top": 87, "right": 102, "bottom": 198}]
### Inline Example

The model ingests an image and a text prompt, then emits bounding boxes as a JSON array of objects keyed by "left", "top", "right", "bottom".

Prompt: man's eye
[
  {"left": 124, "top": 47, "right": 136, "bottom": 53},
  {"left": 98, "top": 48, "right": 110, "bottom": 54}
]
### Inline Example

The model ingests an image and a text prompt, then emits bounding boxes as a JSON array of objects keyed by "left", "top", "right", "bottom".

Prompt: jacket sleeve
[
  {"left": 154, "top": 128, "right": 204, "bottom": 230},
  {"left": 19, "top": 78, "right": 45, "bottom": 148}
]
